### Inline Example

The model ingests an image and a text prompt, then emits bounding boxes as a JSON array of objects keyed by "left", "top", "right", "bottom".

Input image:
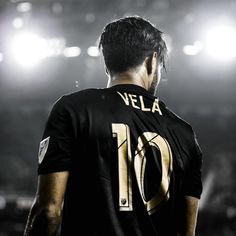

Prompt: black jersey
[{"left": 38, "top": 84, "right": 203, "bottom": 236}]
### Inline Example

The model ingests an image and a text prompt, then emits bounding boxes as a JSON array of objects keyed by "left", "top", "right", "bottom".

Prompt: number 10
[{"left": 112, "top": 123, "right": 173, "bottom": 215}]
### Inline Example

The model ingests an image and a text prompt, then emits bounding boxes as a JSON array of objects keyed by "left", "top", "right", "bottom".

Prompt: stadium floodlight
[
  {"left": 10, "top": 32, "right": 66, "bottom": 68},
  {"left": 16, "top": 2, "right": 32, "bottom": 13},
  {"left": 205, "top": 24, "right": 236, "bottom": 61},
  {"left": 87, "top": 46, "right": 100, "bottom": 57},
  {"left": 63, "top": 47, "right": 81, "bottom": 57},
  {"left": 12, "top": 17, "right": 24, "bottom": 29},
  {"left": 10, "top": 32, "right": 47, "bottom": 68},
  {"left": 183, "top": 41, "right": 203, "bottom": 56}
]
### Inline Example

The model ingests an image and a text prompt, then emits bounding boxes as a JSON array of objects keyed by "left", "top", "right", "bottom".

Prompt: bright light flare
[
  {"left": 205, "top": 25, "right": 236, "bottom": 61},
  {"left": 183, "top": 41, "right": 203, "bottom": 56},
  {"left": 16, "top": 2, "right": 32, "bottom": 13},
  {"left": 10, "top": 32, "right": 47, "bottom": 68},
  {"left": 10, "top": 32, "right": 66, "bottom": 68},
  {"left": 87, "top": 46, "right": 100, "bottom": 57},
  {"left": 63, "top": 47, "right": 81, "bottom": 57},
  {"left": 12, "top": 18, "right": 24, "bottom": 29}
]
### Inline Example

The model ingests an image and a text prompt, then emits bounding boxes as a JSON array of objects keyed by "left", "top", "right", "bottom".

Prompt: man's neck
[{"left": 107, "top": 70, "right": 149, "bottom": 91}]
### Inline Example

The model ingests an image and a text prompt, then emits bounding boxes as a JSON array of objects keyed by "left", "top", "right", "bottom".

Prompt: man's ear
[{"left": 145, "top": 52, "right": 157, "bottom": 75}]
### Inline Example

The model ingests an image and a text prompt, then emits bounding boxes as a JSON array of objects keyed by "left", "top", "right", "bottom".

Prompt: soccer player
[{"left": 24, "top": 16, "right": 203, "bottom": 236}]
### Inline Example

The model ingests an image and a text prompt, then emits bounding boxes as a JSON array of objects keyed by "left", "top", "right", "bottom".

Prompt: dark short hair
[{"left": 99, "top": 15, "right": 168, "bottom": 74}]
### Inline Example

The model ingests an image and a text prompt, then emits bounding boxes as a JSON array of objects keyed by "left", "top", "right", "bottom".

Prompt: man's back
[
  {"left": 23, "top": 16, "right": 203, "bottom": 236},
  {"left": 38, "top": 84, "right": 202, "bottom": 236}
]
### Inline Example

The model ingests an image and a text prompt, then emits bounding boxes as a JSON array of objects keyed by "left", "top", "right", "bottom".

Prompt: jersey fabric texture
[{"left": 38, "top": 84, "right": 203, "bottom": 236}]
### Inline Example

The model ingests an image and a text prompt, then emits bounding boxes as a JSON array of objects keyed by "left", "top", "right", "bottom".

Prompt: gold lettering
[
  {"left": 152, "top": 99, "right": 162, "bottom": 115},
  {"left": 139, "top": 96, "right": 151, "bottom": 112},
  {"left": 117, "top": 92, "right": 129, "bottom": 105},
  {"left": 134, "top": 132, "right": 173, "bottom": 215},
  {"left": 112, "top": 123, "right": 133, "bottom": 211},
  {"left": 117, "top": 92, "right": 162, "bottom": 114},
  {"left": 128, "top": 94, "right": 140, "bottom": 109}
]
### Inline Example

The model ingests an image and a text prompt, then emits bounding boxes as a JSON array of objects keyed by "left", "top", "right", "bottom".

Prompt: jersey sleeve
[
  {"left": 183, "top": 128, "right": 203, "bottom": 199},
  {"left": 37, "top": 96, "right": 75, "bottom": 175}
]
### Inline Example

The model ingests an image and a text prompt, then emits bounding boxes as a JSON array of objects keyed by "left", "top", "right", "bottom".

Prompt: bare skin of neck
[{"left": 107, "top": 63, "right": 151, "bottom": 91}]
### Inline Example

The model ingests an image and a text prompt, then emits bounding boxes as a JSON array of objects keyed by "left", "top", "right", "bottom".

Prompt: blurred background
[{"left": 0, "top": 0, "right": 236, "bottom": 235}]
